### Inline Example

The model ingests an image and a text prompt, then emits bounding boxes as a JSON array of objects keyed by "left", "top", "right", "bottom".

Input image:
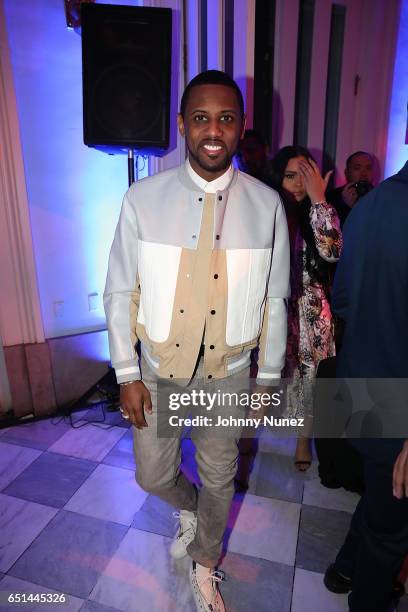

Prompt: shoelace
[
  {"left": 173, "top": 511, "right": 195, "bottom": 537},
  {"left": 196, "top": 570, "right": 225, "bottom": 610}
]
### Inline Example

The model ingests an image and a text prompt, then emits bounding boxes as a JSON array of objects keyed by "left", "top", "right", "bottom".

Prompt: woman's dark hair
[{"left": 270, "top": 146, "right": 334, "bottom": 298}]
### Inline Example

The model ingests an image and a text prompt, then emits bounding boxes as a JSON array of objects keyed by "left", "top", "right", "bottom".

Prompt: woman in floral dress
[{"left": 270, "top": 146, "right": 342, "bottom": 470}]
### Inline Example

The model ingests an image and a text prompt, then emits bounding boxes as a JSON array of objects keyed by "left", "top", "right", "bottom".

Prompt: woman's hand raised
[{"left": 298, "top": 158, "right": 333, "bottom": 204}]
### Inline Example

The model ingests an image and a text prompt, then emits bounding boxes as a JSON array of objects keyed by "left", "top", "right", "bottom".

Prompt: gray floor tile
[
  {"left": 0, "top": 494, "right": 57, "bottom": 572},
  {"left": 131, "top": 494, "right": 177, "bottom": 538},
  {"left": 220, "top": 551, "right": 294, "bottom": 612},
  {"left": 247, "top": 451, "right": 305, "bottom": 503},
  {"left": 8, "top": 510, "right": 128, "bottom": 599},
  {"left": 64, "top": 464, "right": 148, "bottom": 525},
  {"left": 291, "top": 568, "right": 348, "bottom": 612},
  {"left": 0, "top": 443, "right": 42, "bottom": 491},
  {"left": 256, "top": 430, "right": 319, "bottom": 460},
  {"left": 48, "top": 424, "right": 126, "bottom": 462},
  {"left": 257, "top": 430, "right": 297, "bottom": 456},
  {"left": 80, "top": 601, "right": 121, "bottom": 612},
  {"left": 302, "top": 460, "right": 320, "bottom": 480},
  {"left": 0, "top": 574, "right": 84, "bottom": 611},
  {"left": 0, "top": 393, "right": 367, "bottom": 610},
  {"left": 225, "top": 493, "right": 301, "bottom": 566},
  {"left": 102, "top": 429, "right": 135, "bottom": 471},
  {"left": 303, "top": 477, "right": 360, "bottom": 514},
  {"left": 90, "top": 529, "right": 194, "bottom": 612},
  {"left": 0, "top": 419, "right": 71, "bottom": 451},
  {"left": 3, "top": 453, "right": 97, "bottom": 508},
  {"left": 296, "top": 505, "right": 352, "bottom": 574}
]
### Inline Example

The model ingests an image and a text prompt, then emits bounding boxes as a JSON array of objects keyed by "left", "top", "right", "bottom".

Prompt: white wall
[{"left": 272, "top": 0, "right": 400, "bottom": 183}]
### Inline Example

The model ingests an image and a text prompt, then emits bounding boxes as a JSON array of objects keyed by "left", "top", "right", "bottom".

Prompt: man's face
[
  {"left": 177, "top": 84, "right": 246, "bottom": 181},
  {"left": 345, "top": 153, "right": 374, "bottom": 184}
]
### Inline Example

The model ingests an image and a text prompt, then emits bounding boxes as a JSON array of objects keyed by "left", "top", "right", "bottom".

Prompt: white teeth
[{"left": 204, "top": 145, "right": 222, "bottom": 151}]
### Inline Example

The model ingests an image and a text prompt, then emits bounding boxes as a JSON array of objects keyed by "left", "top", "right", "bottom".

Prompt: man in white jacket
[{"left": 104, "top": 70, "right": 290, "bottom": 611}]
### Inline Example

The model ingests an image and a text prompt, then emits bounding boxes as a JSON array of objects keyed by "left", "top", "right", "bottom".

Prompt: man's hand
[
  {"left": 249, "top": 382, "right": 281, "bottom": 420},
  {"left": 341, "top": 183, "right": 358, "bottom": 208},
  {"left": 392, "top": 440, "right": 408, "bottom": 499},
  {"left": 120, "top": 381, "right": 152, "bottom": 429}
]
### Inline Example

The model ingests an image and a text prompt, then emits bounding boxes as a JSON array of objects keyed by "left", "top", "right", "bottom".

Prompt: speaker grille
[{"left": 82, "top": 4, "right": 172, "bottom": 154}]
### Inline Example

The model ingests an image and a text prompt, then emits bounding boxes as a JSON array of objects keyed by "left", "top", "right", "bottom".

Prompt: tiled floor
[{"left": 0, "top": 410, "right": 406, "bottom": 612}]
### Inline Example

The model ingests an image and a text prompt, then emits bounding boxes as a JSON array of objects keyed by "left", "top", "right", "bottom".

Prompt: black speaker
[{"left": 81, "top": 3, "right": 172, "bottom": 155}]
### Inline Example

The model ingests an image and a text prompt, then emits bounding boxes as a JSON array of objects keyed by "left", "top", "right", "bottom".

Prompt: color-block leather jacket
[{"left": 104, "top": 162, "right": 290, "bottom": 384}]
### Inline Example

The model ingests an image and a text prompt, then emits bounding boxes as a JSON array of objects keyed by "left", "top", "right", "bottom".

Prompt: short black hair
[
  {"left": 241, "top": 129, "right": 266, "bottom": 146},
  {"left": 346, "top": 151, "right": 373, "bottom": 168},
  {"left": 180, "top": 70, "right": 245, "bottom": 118}
]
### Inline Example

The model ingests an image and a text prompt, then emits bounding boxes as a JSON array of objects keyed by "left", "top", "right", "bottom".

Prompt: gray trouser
[{"left": 133, "top": 357, "right": 248, "bottom": 567}]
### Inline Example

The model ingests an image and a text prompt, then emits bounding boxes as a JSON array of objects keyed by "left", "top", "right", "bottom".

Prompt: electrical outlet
[
  {"left": 54, "top": 301, "right": 64, "bottom": 317},
  {"left": 88, "top": 292, "right": 99, "bottom": 311}
]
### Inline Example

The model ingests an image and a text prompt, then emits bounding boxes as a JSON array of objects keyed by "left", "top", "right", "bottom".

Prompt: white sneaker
[
  {"left": 189, "top": 561, "right": 226, "bottom": 612},
  {"left": 169, "top": 510, "right": 197, "bottom": 559}
]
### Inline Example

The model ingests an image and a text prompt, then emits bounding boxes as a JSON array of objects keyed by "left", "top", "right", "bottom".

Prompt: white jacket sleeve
[
  {"left": 257, "top": 199, "right": 290, "bottom": 384},
  {"left": 103, "top": 192, "right": 141, "bottom": 383}
]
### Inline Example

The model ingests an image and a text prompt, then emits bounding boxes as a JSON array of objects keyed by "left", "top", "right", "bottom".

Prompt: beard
[{"left": 188, "top": 144, "right": 233, "bottom": 175}]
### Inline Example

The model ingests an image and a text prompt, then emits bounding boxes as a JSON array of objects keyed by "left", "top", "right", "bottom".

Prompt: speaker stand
[{"left": 128, "top": 149, "right": 135, "bottom": 186}]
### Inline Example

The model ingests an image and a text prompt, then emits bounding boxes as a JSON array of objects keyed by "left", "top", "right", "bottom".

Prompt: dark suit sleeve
[
  {"left": 332, "top": 209, "right": 360, "bottom": 322},
  {"left": 332, "top": 249, "right": 348, "bottom": 320}
]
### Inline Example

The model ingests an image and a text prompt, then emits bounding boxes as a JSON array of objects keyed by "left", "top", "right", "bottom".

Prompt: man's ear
[
  {"left": 240, "top": 114, "right": 247, "bottom": 139},
  {"left": 177, "top": 114, "right": 185, "bottom": 137}
]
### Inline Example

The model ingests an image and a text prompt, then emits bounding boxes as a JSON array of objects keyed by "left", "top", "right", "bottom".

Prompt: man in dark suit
[{"left": 324, "top": 161, "right": 408, "bottom": 612}]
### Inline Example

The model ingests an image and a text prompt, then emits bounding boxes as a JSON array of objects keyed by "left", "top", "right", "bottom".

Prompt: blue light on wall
[{"left": 385, "top": 0, "right": 408, "bottom": 177}]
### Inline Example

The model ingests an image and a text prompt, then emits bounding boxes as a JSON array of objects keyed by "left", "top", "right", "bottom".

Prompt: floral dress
[{"left": 284, "top": 201, "right": 342, "bottom": 419}]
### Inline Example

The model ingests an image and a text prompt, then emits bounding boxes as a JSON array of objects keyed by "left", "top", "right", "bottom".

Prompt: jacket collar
[
  {"left": 178, "top": 159, "right": 238, "bottom": 194},
  {"left": 185, "top": 158, "right": 233, "bottom": 193}
]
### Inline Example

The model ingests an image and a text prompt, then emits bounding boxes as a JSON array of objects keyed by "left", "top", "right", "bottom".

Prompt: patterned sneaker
[
  {"left": 169, "top": 510, "right": 197, "bottom": 559},
  {"left": 189, "top": 561, "right": 226, "bottom": 612}
]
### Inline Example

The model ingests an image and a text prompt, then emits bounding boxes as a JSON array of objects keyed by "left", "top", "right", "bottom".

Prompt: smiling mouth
[{"left": 202, "top": 143, "right": 224, "bottom": 154}]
